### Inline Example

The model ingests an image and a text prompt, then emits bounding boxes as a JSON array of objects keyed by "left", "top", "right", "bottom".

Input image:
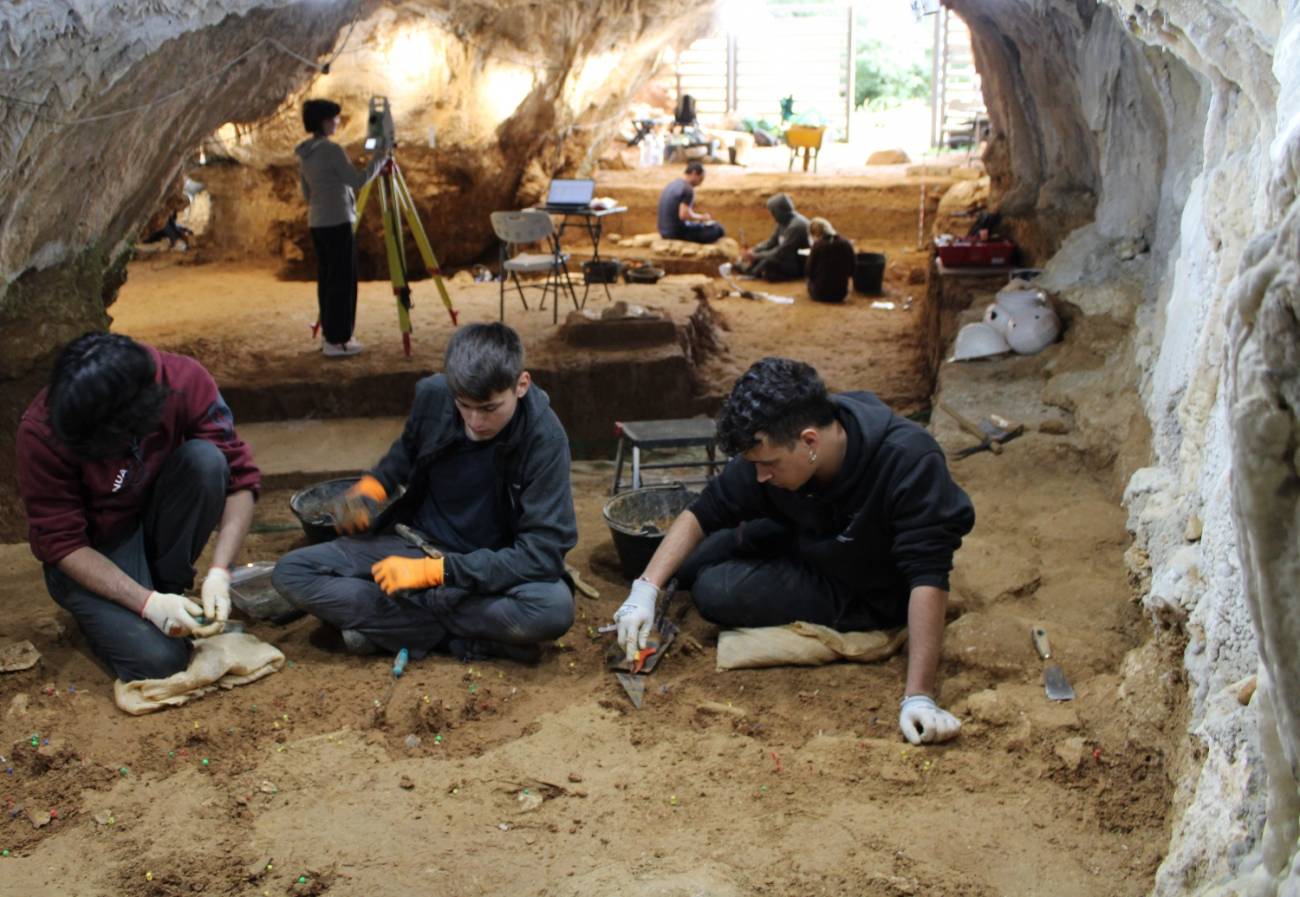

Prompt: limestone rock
[
  {"left": 867, "top": 149, "right": 911, "bottom": 165},
  {"left": 933, "top": 176, "right": 990, "bottom": 237},
  {"left": 1054, "top": 736, "right": 1088, "bottom": 770}
]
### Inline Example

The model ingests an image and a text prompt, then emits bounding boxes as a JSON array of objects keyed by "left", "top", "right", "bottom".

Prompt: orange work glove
[
  {"left": 371, "top": 556, "right": 445, "bottom": 595},
  {"left": 331, "top": 475, "right": 387, "bottom": 534}
]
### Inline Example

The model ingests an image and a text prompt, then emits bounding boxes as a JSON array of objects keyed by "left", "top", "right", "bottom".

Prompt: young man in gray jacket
[
  {"left": 273, "top": 323, "right": 578, "bottom": 663},
  {"left": 737, "top": 193, "right": 810, "bottom": 281}
]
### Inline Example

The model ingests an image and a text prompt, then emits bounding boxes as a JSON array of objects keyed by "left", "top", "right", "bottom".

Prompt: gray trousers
[
  {"left": 44, "top": 440, "right": 230, "bottom": 682},
  {"left": 270, "top": 534, "right": 574, "bottom": 657}
]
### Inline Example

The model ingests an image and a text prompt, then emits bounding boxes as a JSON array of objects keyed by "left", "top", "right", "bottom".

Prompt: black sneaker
[{"left": 341, "top": 629, "right": 380, "bottom": 655}]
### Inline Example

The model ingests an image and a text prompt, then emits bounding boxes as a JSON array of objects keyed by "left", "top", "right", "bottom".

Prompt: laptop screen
[{"left": 547, "top": 178, "right": 595, "bottom": 206}]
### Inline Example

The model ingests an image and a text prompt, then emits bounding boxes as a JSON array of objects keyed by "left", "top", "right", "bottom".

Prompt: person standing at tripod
[{"left": 297, "top": 99, "right": 388, "bottom": 358}]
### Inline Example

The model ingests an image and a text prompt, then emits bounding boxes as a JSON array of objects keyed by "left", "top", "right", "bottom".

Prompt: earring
[{"left": 808, "top": 451, "right": 817, "bottom": 464}]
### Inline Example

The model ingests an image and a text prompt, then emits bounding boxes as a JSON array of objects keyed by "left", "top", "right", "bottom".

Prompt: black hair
[
  {"left": 444, "top": 323, "right": 525, "bottom": 401},
  {"left": 684, "top": 161, "right": 705, "bottom": 176},
  {"left": 47, "top": 332, "right": 169, "bottom": 459},
  {"left": 716, "top": 357, "right": 837, "bottom": 455},
  {"left": 302, "top": 99, "right": 342, "bottom": 135}
]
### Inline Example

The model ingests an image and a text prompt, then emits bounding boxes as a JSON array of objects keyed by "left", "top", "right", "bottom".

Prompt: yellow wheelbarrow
[{"left": 786, "top": 125, "right": 826, "bottom": 172}]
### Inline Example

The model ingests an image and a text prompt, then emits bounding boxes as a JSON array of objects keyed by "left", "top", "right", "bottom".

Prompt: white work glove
[
  {"left": 201, "top": 566, "right": 232, "bottom": 622},
  {"left": 898, "top": 694, "right": 962, "bottom": 746},
  {"left": 141, "top": 591, "right": 206, "bottom": 638},
  {"left": 613, "top": 579, "right": 659, "bottom": 662}
]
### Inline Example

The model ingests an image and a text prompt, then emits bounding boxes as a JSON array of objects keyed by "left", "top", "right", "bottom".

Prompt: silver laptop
[{"left": 544, "top": 178, "right": 595, "bottom": 210}]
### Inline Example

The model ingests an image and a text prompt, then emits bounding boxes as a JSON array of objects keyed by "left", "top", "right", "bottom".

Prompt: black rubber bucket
[
  {"left": 583, "top": 259, "right": 622, "bottom": 284},
  {"left": 602, "top": 486, "right": 698, "bottom": 580},
  {"left": 852, "top": 252, "right": 886, "bottom": 296},
  {"left": 289, "top": 477, "right": 360, "bottom": 543},
  {"left": 624, "top": 264, "right": 665, "bottom": 285}
]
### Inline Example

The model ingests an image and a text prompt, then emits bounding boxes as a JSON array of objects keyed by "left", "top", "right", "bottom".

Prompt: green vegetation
[{"left": 855, "top": 38, "right": 931, "bottom": 108}]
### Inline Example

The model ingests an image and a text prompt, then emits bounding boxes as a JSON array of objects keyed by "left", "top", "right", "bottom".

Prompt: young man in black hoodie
[
  {"left": 613, "top": 358, "right": 974, "bottom": 744},
  {"left": 273, "top": 323, "right": 577, "bottom": 663}
]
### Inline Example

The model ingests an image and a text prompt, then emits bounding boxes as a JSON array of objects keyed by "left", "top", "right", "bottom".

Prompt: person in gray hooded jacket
[
  {"left": 737, "top": 193, "right": 810, "bottom": 281},
  {"left": 272, "top": 323, "right": 578, "bottom": 664},
  {"left": 295, "top": 98, "right": 387, "bottom": 358}
]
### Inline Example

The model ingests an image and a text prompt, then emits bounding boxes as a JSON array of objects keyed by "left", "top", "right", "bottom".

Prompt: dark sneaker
[{"left": 341, "top": 629, "right": 380, "bottom": 655}]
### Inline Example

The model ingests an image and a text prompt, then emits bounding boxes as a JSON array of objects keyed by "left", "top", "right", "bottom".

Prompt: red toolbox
[{"left": 935, "top": 238, "right": 1016, "bottom": 268}]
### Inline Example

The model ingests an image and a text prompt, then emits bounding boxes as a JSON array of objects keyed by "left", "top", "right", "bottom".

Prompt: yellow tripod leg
[
  {"left": 392, "top": 164, "right": 460, "bottom": 326},
  {"left": 354, "top": 179, "right": 375, "bottom": 233},
  {"left": 377, "top": 176, "right": 414, "bottom": 355}
]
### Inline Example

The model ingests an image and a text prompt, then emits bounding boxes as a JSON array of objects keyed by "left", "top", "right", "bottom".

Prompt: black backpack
[{"left": 674, "top": 94, "right": 697, "bottom": 127}]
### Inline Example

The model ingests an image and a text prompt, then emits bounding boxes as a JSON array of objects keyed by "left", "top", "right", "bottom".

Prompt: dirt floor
[
  {"left": 0, "top": 158, "right": 1180, "bottom": 895},
  {"left": 0, "top": 430, "right": 1177, "bottom": 897},
  {"left": 107, "top": 249, "right": 937, "bottom": 424}
]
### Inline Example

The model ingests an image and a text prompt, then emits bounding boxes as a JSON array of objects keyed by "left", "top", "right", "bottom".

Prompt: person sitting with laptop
[{"left": 657, "top": 161, "right": 725, "bottom": 244}]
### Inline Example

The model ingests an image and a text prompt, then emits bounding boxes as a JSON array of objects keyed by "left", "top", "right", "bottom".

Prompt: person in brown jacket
[{"left": 806, "top": 217, "right": 856, "bottom": 303}]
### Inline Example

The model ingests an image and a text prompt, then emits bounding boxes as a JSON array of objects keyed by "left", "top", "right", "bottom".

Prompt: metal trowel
[
  {"left": 614, "top": 672, "right": 645, "bottom": 709},
  {"left": 1032, "top": 625, "right": 1075, "bottom": 701},
  {"left": 607, "top": 580, "right": 679, "bottom": 708}
]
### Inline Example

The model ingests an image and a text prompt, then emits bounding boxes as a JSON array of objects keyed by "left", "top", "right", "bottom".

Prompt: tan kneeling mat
[
  {"left": 114, "top": 631, "right": 285, "bottom": 715},
  {"left": 716, "top": 622, "right": 907, "bottom": 671}
]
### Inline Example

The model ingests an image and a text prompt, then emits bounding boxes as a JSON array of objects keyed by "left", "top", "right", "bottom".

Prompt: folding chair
[{"left": 489, "top": 210, "right": 579, "bottom": 324}]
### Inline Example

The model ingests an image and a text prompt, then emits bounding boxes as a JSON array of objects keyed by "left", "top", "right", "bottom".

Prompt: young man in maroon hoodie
[{"left": 16, "top": 333, "right": 261, "bottom": 682}]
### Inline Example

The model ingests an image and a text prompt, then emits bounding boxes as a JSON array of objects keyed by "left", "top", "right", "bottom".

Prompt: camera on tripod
[{"left": 364, "top": 95, "right": 395, "bottom": 153}]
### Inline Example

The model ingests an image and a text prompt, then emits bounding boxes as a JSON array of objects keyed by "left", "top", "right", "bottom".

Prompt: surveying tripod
[{"left": 353, "top": 151, "right": 459, "bottom": 356}]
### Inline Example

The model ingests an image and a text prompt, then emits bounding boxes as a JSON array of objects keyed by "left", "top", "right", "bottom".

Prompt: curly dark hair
[
  {"left": 716, "top": 357, "right": 837, "bottom": 455},
  {"left": 48, "top": 332, "right": 169, "bottom": 459}
]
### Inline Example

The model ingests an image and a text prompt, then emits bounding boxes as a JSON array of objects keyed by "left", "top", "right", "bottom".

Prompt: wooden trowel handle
[{"left": 939, "top": 400, "right": 1003, "bottom": 454}]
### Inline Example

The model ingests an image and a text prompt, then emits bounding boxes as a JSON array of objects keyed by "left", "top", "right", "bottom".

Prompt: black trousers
[
  {"left": 754, "top": 252, "right": 805, "bottom": 281},
  {"left": 668, "top": 222, "right": 726, "bottom": 244},
  {"left": 44, "top": 441, "right": 230, "bottom": 682},
  {"left": 310, "top": 222, "right": 359, "bottom": 345},
  {"left": 677, "top": 520, "right": 902, "bottom": 631}
]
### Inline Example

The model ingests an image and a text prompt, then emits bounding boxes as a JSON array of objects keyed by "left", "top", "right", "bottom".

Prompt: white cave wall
[{"left": 953, "top": 0, "right": 1297, "bottom": 892}]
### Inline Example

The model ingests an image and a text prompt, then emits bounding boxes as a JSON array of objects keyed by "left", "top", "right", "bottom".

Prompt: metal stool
[{"left": 610, "top": 418, "right": 721, "bottom": 495}]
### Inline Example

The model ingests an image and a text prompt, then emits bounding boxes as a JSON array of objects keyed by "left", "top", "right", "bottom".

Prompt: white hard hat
[
  {"left": 994, "top": 286, "right": 1048, "bottom": 315},
  {"left": 1005, "top": 302, "right": 1061, "bottom": 354},
  {"left": 983, "top": 303, "right": 1012, "bottom": 337},
  {"left": 951, "top": 321, "right": 1011, "bottom": 361}
]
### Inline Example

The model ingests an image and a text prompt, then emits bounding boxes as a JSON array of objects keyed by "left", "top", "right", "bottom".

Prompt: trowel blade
[
  {"left": 615, "top": 672, "right": 644, "bottom": 709},
  {"left": 1044, "top": 664, "right": 1075, "bottom": 701}
]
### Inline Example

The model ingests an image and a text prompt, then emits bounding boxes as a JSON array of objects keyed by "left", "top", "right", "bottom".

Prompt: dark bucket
[
  {"left": 583, "top": 258, "right": 622, "bottom": 284},
  {"left": 289, "top": 477, "right": 361, "bottom": 544},
  {"left": 602, "top": 486, "right": 698, "bottom": 580},
  {"left": 852, "top": 252, "right": 886, "bottom": 296},
  {"left": 624, "top": 265, "right": 665, "bottom": 285}
]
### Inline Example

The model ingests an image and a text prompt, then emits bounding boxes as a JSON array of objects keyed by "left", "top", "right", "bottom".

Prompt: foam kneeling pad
[
  {"left": 114, "top": 632, "right": 285, "bottom": 715},
  {"left": 716, "top": 622, "right": 907, "bottom": 671}
]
